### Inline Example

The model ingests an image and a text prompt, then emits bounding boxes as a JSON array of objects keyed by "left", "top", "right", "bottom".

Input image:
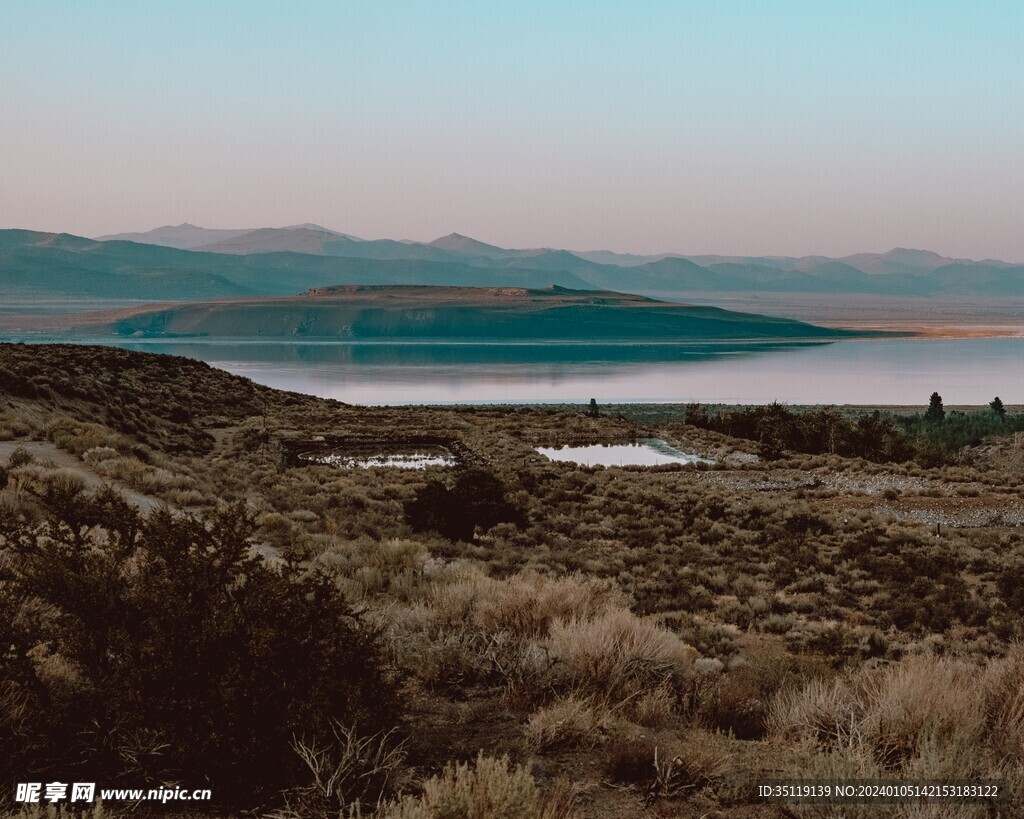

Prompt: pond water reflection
[
  {"left": 536, "top": 439, "right": 713, "bottom": 467},
  {"left": 299, "top": 447, "right": 455, "bottom": 469}
]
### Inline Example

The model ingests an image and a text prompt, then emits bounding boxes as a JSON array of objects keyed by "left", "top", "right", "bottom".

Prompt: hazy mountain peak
[
  {"left": 96, "top": 223, "right": 253, "bottom": 250},
  {"left": 283, "top": 223, "right": 347, "bottom": 236},
  {"left": 880, "top": 248, "right": 953, "bottom": 266},
  {"left": 428, "top": 233, "right": 506, "bottom": 255},
  {"left": 838, "top": 247, "right": 962, "bottom": 275},
  {"left": 193, "top": 227, "right": 347, "bottom": 254},
  {"left": 96, "top": 223, "right": 363, "bottom": 251}
]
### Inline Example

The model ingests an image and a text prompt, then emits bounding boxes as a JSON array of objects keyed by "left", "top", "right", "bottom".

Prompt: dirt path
[{"left": 0, "top": 441, "right": 164, "bottom": 511}]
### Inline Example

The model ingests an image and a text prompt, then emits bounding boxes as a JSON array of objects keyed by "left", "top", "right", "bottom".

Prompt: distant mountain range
[
  {"left": 0, "top": 230, "right": 595, "bottom": 300},
  {"left": 95, "top": 222, "right": 360, "bottom": 250},
  {"left": 2, "top": 225, "right": 1023, "bottom": 300}
]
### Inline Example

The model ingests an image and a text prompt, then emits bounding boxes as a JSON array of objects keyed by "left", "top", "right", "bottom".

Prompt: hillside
[
  {"left": 2, "top": 343, "right": 1023, "bottom": 817},
  {"left": 0, "top": 343, "right": 305, "bottom": 452},
  {"left": 97, "top": 285, "right": 856, "bottom": 341}
]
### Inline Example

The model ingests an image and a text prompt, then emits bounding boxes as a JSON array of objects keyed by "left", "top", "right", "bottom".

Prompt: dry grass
[
  {"left": 381, "top": 753, "right": 578, "bottom": 819},
  {"left": 525, "top": 695, "right": 614, "bottom": 751},
  {"left": 93, "top": 455, "right": 195, "bottom": 494},
  {"left": 378, "top": 569, "right": 694, "bottom": 705},
  {"left": 632, "top": 683, "right": 677, "bottom": 728},
  {"left": 770, "top": 648, "right": 1024, "bottom": 811},
  {"left": 273, "top": 724, "right": 408, "bottom": 818},
  {"left": 981, "top": 646, "right": 1024, "bottom": 754},
  {"left": 413, "top": 570, "right": 625, "bottom": 639},
  {"left": 6, "top": 345, "right": 1024, "bottom": 816},
  {"left": 0, "top": 808, "right": 114, "bottom": 819},
  {"left": 469, "top": 572, "right": 625, "bottom": 640},
  {"left": 545, "top": 608, "right": 695, "bottom": 700}
]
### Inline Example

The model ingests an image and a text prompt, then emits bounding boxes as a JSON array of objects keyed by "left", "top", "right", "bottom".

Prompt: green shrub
[
  {"left": 0, "top": 496, "right": 397, "bottom": 807},
  {"left": 405, "top": 468, "right": 524, "bottom": 542},
  {"left": 6, "top": 446, "right": 33, "bottom": 468}
]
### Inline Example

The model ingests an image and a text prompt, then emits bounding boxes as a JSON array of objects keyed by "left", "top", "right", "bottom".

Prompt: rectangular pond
[
  {"left": 299, "top": 446, "right": 455, "bottom": 469},
  {"left": 536, "top": 439, "right": 713, "bottom": 467}
]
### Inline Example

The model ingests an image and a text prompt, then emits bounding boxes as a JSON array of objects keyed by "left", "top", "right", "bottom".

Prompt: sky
[{"left": 1, "top": 1, "right": 1022, "bottom": 260}]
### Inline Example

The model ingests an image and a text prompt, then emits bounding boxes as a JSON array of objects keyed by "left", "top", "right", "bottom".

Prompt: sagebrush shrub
[
  {"left": 546, "top": 608, "right": 695, "bottom": 700},
  {"left": 770, "top": 649, "right": 1024, "bottom": 799},
  {"left": 383, "top": 753, "right": 575, "bottom": 819},
  {"left": 525, "top": 695, "right": 610, "bottom": 751}
]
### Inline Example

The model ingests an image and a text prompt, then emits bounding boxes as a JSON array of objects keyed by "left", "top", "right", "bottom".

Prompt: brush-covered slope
[
  {"left": 103, "top": 285, "right": 856, "bottom": 341},
  {"left": 0, "top": 342, "right": 312, "bottom": 452}
]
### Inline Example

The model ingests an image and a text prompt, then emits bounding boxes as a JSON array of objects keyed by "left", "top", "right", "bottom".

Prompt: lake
[{"left": 87, "top": 336, "right": 1024, "bottom": 406}]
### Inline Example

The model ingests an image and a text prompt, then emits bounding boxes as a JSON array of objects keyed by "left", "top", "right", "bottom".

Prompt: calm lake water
[{"left": 90, "top": 336, "right": 1024, "bottom": 405}]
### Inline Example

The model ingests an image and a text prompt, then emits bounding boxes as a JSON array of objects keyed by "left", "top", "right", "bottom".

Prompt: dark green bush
[
  {"left": 685, "top": 401, "right": 1024, "bottom": 466},
  {"left": 405, "top": 467, "right": 524, "bottom": 542},
  {"left": 6, "top": 446, "right": 33, "bottom": 468},
  {"left": 997, "top": 562, "right": 1024, "bottom": 611},
  {"left": 0, "top": 492, "right": 396, "bottom": 807},
  {"left": 604, "top": 737, "right": 656, "bottom": 785}
]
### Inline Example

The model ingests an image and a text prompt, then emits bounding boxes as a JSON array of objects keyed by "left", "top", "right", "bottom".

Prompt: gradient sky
[{"left": 1, "top": 1, "right": 1022, "bottom": 259}]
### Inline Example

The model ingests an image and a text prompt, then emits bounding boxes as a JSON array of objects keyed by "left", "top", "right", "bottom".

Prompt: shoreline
[
  {"left": 435, "top": 401, "right": 1024, "bottom": 415},
  {"left": 811, "top": 321, "right": 1023, "bottom": 339}
]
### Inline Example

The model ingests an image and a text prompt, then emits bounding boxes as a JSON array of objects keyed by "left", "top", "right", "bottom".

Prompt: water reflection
[
  {"left": 110, "top": 339, "right": 823, "bottom": 366},
  {"left": 537, "top": 440, "right": 713, "bottom": 467},
  {"left": 299, "top": 446, "right": 455, "bottom": 469},
  {"left": 80, "top": 337, "right": 1024, "bottom": 405}
]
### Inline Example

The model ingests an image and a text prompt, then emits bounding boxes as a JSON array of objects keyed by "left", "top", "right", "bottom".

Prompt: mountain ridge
[
  {"left": 0, "top": 230, "right": 596, "bottom": 300},
  {"left": 8, "top": 227, "right": 1024, "bottom": 299}
]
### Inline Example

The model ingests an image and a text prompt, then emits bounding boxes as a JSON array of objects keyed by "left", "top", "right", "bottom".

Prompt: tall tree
[
  {"left": 924, "top": 391, "right": 945, "bottom": 423},
  {"left": 990, "top": 396, "right": 1006, "bottom": 417}
]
